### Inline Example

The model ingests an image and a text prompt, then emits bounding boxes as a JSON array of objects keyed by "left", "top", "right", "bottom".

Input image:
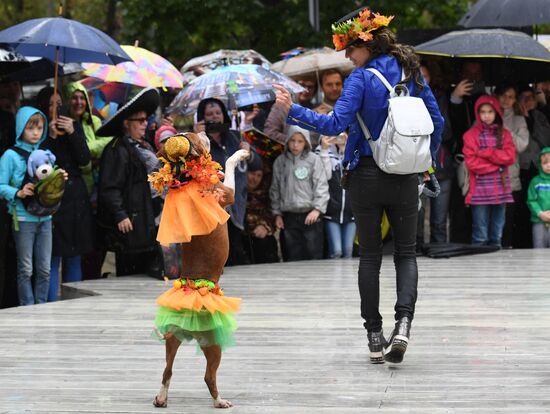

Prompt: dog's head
[
  {"left": 159, "top": 131, "right": 211, "bottom": 162},
  {"left": 28, "top": 149, "right": 56, "bottom": 180}
]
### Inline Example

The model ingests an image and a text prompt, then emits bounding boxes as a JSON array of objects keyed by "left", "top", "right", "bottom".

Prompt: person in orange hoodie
[{"left": 463, "top": 95, "right": 516, "bottom": 247}]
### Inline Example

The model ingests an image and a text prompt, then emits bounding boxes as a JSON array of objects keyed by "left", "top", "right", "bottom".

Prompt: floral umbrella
[
  {"left": 167, "top": 64, "right": 304, "bottom": 117},
  {"left": 82, "top": 44, "right": 183, "bottom": 89}
]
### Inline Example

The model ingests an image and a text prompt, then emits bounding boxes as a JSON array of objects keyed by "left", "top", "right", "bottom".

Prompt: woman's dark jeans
[{"left": 349, "top": 157, "right": 419, "bottom": 333}]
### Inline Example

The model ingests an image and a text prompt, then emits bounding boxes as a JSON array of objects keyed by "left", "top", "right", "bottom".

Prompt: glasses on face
[
  {"left": 299, "top": 82, "right": 316, "bottom": 91},
  {"left": 127, "top": 117, "right": 148, "bottom": 124}
]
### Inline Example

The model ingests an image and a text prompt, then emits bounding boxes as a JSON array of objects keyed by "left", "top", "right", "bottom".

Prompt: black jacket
[
  {"left": 42, "top": 123, "right": 94, "bottom": 256},
  {"left": 97, "top": 135, "right": 156, "bottom": 253}
]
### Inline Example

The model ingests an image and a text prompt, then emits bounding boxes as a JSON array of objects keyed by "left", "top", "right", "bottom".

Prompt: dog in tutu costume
[{"left": 149, "top": 131, "right": 249, "bottom": 409}]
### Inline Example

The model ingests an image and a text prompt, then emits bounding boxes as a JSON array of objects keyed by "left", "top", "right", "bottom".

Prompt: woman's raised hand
[{"left": 273, "top": 84, "right": 292, "bottom": 115}]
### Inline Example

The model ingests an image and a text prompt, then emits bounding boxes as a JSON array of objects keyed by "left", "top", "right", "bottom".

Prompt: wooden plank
[{"left": 0, "top": 250, "right": 549, "bottom": 413}]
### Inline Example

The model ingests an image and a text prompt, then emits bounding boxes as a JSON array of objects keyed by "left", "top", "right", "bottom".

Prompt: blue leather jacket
[{"left": 287, "top": 54, "right": 444, "bottom": 170}]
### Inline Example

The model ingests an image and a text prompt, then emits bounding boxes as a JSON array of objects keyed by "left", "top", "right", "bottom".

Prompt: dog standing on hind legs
[{"left": 149, "top": 131, "right": 248, "bottom": 408}]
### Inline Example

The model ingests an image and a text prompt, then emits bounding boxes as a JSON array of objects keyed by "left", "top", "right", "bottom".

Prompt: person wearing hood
[
  {"left": 269, "top": 125, "right": 329, "bottom": 261},
  {"left": 65, "top": 81, "right": 112, "bottom": 280},
  {"left": 463, "top": 95, "right": 516, "bottom": 247},
  {"left": 527, "top": 147, "right": 550, "bottom": 248},
  {"left": 273, "top": 7, "right": 443, "bottom": 364},
  {"left": 0, "top": 107, "right": 66, "bottom": 305},
  {"left": 193, "top": 97, "right": 261, "bottom": 266}
]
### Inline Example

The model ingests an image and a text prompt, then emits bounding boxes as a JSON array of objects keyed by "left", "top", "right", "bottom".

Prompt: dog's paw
[
  {"left": 213, "top": 397, "right": 233, "bottom": 408},
  {"left": 226, "top": 149, "right": 249, "bottom": 167},
  {"left": 153, "top": 395, "right": 167, "bottom": 408}
]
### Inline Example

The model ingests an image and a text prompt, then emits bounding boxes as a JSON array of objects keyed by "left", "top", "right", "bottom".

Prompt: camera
[{"left": 205, "top": 121, "right": 229, "bottom": 134}]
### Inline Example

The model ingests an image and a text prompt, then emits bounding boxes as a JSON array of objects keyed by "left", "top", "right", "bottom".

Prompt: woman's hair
[
  {"left": 494, "top": 83, "right": 522, "bottom": 115},
  {"left": 196, "top": 98, "right": 231, "bottom": 125},
  {"left": 363, "top": 28, "right": 424, "bottom": 91},
  {"left": 35, "top": 86, "right": 56, "bottom": 120}
]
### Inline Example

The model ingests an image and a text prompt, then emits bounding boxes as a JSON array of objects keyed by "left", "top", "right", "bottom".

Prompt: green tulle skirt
[{"left": 154, "top": 305, "right": 237, "bottom": 350}]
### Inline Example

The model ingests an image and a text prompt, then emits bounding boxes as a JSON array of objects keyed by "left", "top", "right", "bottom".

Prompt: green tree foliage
[
  {"left": 0, "top": 0, "right": 471, "bottom": 67},
  {"left": 119, "top": 0, "right": 471, "bottom": 67}
]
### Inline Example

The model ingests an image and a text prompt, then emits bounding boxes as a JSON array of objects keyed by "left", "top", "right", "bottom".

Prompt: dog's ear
[
  {"left": 27, "top": 158, "right": 35, "bottom": 178},
  {"left": 197, "top": 131, "right": 211, "bottom": 153},
  {"left": 45, "top": 150, "right": 56, "bottom": 166}
]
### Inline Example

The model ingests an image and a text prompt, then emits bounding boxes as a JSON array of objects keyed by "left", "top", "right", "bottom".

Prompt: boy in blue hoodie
[{"left": 0, "top": 107, "right": 54, "bottom": 305}]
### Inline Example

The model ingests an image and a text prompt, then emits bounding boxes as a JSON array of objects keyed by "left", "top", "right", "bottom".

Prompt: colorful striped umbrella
[{"left": 82, "top": 44, "right": 183, "bottom": 89}]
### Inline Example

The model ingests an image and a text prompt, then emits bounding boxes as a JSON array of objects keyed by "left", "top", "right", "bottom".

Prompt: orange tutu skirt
[{"left": 157, "top": 182, "right": 230, "bottom": 246}]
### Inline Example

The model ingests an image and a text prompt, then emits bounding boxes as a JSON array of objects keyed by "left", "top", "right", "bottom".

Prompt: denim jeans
[
  {"left": 471, "top": 204, "right": 506, "bottom": 246},
  {"left": 532, "top": 223, "right": 550, "bottom": 248},
  {"left": 12, "top": 220, "right": 52, "bottom": 306},
  {"left": 48, "top": 256, "right": 82, "bottom": 302},
  {"left": 325, "top": 220, "right": 356, "bottom": 258},
  {"left": 429, "top": 178, "right": 452, "bottom": 243},
  {"left": 348, "top": 158, "right": 418, "bottom": 333}
]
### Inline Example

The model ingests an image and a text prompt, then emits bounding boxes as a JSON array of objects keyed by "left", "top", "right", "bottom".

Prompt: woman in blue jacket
[{"left": 274, "top": 7, "right": 444, "bottom": 365}]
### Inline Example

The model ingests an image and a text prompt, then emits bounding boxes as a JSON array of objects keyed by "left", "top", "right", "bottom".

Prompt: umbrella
[
  {"left": 82, "top": 44, "right": 183, "bottom": 89},
  {"left": 271, "top": 47, "right": 355, "bottom": 79},
  {"left": 415, "top": 29, "right": 550, "bottom": 83},
  {"left": 0, "top": 17, "right": 131, "bottom": 119},
  {"left": 0, "top": 47, "right": 29, "bottom": 76},
  {"left": 181, "top": 49, "right": 271, "bottom": 74},
  {"left": 458, "top": 0, "right": 550, "bottom": 28},
  {"left": 167, "top": 64, "right": 304, "bottom": 117},
  {"left": 1, "top": 58, "right": 83, "bottom": 83}
]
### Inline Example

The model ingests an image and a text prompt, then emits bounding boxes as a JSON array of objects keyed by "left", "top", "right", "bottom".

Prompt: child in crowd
[
  {"left": 463, "top": 96, "right": 516, "bottom": 247},
  {"left": 527, "top": 147, "right": 550, "bottom": 248},
  {"left": 270, "top": 125, "right": 329, "bottom": 261},
  {"left": 0, "top": 107, "right": 61, "bottom": 305},
  {"left": 316, "top": 133, "right": 356, "bottom": 258}
]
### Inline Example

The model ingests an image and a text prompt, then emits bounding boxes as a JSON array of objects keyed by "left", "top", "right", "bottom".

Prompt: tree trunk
[{"left": 105, "top": 0, "right": 121, "bottom": 40}]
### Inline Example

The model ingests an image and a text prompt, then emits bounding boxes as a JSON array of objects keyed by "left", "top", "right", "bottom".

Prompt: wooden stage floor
[{"left": 1, "top": 249, "right": 549, "bottom": 413}]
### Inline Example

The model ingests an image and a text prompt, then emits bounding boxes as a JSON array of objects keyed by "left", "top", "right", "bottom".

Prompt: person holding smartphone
[
  {"left": 35, "top": 86, "right": 94, "bottom": 301},
  {"left": 193, "top": 98, "right": 262, "bottom": 265}
]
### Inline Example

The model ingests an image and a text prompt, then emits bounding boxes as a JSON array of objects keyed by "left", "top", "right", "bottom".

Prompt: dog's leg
[
  {"left": 153, "top": 335, "right": 181, "bottom": 408},
  {"left": 223, "top": 149, "right": 250, "bottom": 191},
  {"left": 201, "top": 344, "right": 233, "bottom": 408}
]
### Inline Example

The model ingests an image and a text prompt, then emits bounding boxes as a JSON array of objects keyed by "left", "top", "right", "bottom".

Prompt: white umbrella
[
  {"left": 181, "top": 49, "right": 271, "bottom": 73},
  {"left": 271, "top": 47, "right": 355, "bottom": 79}
]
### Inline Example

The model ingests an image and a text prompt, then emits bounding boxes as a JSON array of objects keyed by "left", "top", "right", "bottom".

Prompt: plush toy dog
[
  {"left": 150, "top": 131, "right": 249, "bottom": 409},
  {"left": 28, "top": 149, "right": 56, "bottom": 180}
]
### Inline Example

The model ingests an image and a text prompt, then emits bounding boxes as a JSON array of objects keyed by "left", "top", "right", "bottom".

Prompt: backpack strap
[
  {"left": 367, "top": 68, "right": 409, "bottom": 97},
  {"left": 366, "top": 68, "right": 394, "bottom": 93},
  {"left": 9, "top": 146, "right": 30, "bottom": 159}
]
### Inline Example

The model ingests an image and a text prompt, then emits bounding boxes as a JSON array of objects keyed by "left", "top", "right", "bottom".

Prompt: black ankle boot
[
  {"left": 384, "top": 317, "right": 411, "bottom": 364},
  {"left": 367, "top": 330, "right": 387, "bottom": 364}
]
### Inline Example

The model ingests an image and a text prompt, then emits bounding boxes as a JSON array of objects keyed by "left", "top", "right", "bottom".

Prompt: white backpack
[{"left": 356, "top": 68, "right": 434, "bottom": 174}]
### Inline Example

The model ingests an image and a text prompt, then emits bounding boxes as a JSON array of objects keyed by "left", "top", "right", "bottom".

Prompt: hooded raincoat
[
  {"left": 527, "top": 147, "right": 550, "bottom": 223},
  {"left": 463, "top": 96, "right": 516, "bottom": 205},
  {"left": 0, "top": 107, "right": 50, "bottom": 223}
]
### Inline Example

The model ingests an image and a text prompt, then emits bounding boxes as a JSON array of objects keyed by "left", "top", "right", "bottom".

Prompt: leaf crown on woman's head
[{"left": 331, "top": 8, "right": 394, "bottom": 51}]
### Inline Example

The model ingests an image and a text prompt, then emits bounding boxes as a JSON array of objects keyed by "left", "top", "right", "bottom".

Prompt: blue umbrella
[{"left": 0, "top": 16, "right": 131, "bottom": 118}]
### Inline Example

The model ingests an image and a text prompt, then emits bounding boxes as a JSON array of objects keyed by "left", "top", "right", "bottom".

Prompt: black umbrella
[
  {"left": 415, "top": 29, "right": 550, "bottom": 84},
  {"left": 0, "top": 47, "right": 29, "bottom": 76},
  {"left": 458, "top": 0, "right": 550, "bottom": 28}
]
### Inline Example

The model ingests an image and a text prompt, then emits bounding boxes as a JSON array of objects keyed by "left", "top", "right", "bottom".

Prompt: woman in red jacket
[{"left": 463, "top": 95, "right": 516, "bottom": 246}]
